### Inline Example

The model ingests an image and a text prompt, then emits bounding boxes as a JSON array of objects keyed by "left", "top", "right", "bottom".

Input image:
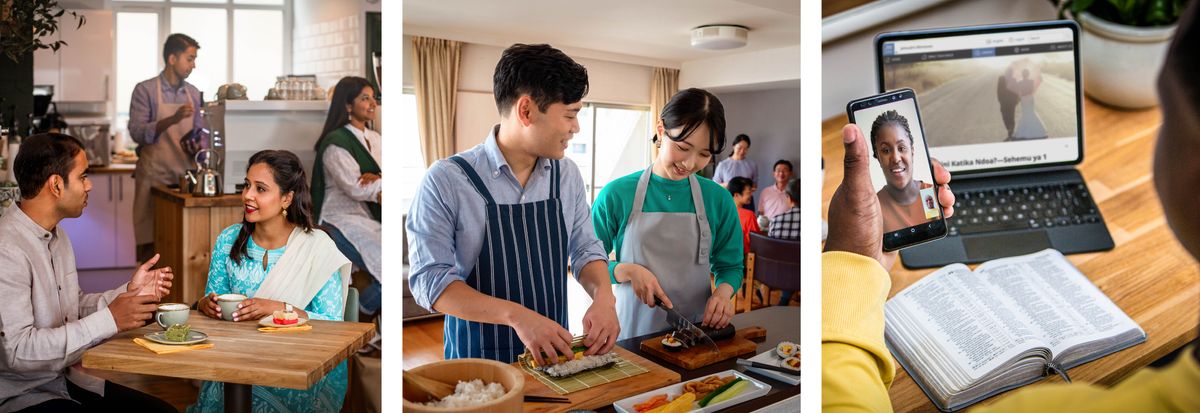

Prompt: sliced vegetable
[
  {"left": 697, "top": 377, "right": 743, "bottom": 407},
  {"left": 647, "top": 392, "right": 695, "bottom": 413},
  {"left": 705, "top": 380, "right": 751, "bottom": 406},
  {"left": 634, "top": 394, "right": 669, "bottom": 413}
]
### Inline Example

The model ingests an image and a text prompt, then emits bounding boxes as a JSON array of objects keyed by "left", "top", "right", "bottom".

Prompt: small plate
[
  {"left": 745, "top": 349, "right": 800, "bottom": 385},
  {"left": 144, "top": 330, "right": 208, "bottom": 345},
  {"left": 613, "top": 370, "right": 771, "bottom": 413},
  {"left": 258, "top": 316, "right": 308, "bottom": 328}
]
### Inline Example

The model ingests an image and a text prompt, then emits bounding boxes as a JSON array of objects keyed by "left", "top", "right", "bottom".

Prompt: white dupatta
[{"left": 254, "top": 227, "right": 352, "bottom": 313}]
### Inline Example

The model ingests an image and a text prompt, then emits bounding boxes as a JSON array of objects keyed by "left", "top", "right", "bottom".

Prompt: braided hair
[{"left": 868, "top": 110, "right": 913, "bottom": 159}]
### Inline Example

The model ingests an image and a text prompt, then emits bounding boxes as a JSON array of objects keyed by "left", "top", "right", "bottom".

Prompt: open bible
[{"left": 884, "top": 249, "right": 1146, "bottom": 412}]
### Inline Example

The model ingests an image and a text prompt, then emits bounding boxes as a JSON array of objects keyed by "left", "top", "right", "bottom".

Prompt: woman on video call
[{"left": 871, "top": 110, "right": 933, "bottom": 232}]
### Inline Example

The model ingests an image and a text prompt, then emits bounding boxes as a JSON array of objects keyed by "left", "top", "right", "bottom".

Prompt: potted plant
[
  {"left": 0, "top": 0, "right": 85, "bottom": 63},
  {"left": 1053, "top": 0, "right": 1190, "bottom": 109}
]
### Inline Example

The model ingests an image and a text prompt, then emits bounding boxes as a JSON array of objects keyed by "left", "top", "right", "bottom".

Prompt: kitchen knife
[
  {"left": 655, "top": 297, "right": 719, "bottom": 354},
  {"left": 736, "top": 358, "right": 801, "bottom": 376}
]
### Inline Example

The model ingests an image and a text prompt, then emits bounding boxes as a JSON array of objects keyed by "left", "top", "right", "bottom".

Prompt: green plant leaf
[{"left": 1145, "top": 0, "right": 1171, "bottom": 25}]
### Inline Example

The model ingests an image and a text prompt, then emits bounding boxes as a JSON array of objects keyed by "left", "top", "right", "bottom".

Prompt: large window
[
  {"left": 564, "top": 103, "right": 654, "bottom": 203},
  {"left": 113, "top": 0, "right": 289, "bottom": 149},
  {"left": 398, "top": 91, "right": 426, "bottom": 215},
  {"left": 564, "top": 103, "right": 652, "bottom": 335}
]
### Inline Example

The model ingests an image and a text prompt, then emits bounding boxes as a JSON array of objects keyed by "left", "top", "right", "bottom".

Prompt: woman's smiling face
[
  {"left": 875, "top": 124, "right": 913, "bottom": 190},
  {"left": 656, "top": 122, "right": 714, "bottom": 180}
]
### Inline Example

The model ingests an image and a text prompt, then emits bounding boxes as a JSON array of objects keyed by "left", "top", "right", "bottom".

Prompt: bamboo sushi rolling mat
[{"left": 520, "top": 354, "right": 650, "bottom": 395}]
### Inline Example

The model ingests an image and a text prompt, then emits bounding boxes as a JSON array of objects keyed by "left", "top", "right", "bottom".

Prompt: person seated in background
[
  {"left": 311, "top": 76, "right": 382, "bottom": 324},
  {"left": 727, "top": 176, "right": 761, "bottom": 253},
  {"left": 767, "top": 178, "right": 800, "bottom": 241},
  {"left": 194, "top": 150, "right": 351, "bottom": 412},
  {"left": 824, "top": 3, "right": 1200, "bottom": 407},
  {"left": 0, "top": 133, "right": 175, "bottom": 413},
  {"left": 758, "top": 160, "right": 794, "bottom": 221},
  {"left": 766, "top": 178, "right": 800, "bottom": 307}
]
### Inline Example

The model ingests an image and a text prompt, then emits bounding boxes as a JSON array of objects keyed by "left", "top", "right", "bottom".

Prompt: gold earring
[{"left": 282, "top": 207, "right": 288, "bottom": 217}]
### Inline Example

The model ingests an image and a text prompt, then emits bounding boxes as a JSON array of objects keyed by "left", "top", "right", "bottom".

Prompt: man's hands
[
  {"left": 173, "top": 104, "right": 194, "bottom": 123},
  {"left": 825, "top": 124, "right": 954, "bottom": 269},
  {"left": 128, "top": 254, "right": 173, "bottom": 299},
  {"left": 510, "top": 308, "right": 575, "bottom": 367},
  {"left": 109, "top": 291, "right": 159, "bottom": 332},
  {"left": 581, "top": 291, "right": 619, "bottom": 356}
]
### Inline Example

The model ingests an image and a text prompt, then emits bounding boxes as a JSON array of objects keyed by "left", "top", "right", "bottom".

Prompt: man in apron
[
  {"left": 127, "top": 33, "right": 204, "bottom": 262},
  {"left": 407, "top": 44, "right": 619, "bottom": 365}
]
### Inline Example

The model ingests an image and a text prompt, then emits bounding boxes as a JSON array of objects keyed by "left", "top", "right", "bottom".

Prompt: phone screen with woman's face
[{"left": 847, "top": 89, "right": 947, "bottom": 251}]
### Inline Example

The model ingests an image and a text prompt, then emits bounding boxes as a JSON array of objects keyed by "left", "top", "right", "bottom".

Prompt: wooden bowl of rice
[{"left": 402, "top": 358, "right": 525, "bottom": 413}]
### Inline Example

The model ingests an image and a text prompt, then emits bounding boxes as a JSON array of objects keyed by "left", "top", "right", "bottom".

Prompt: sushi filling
[{"left": 541, "top": 352, "right": 620, "bottom": 378}]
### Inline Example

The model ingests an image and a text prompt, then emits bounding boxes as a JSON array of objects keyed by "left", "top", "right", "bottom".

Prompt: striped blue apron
[{"left": 443, "top": 156, "right": 569, "bottom": 363}]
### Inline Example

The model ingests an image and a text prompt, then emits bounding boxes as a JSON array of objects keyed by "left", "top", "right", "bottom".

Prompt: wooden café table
[
  {"left": 82, "top": 311, "right": 375, "bottom": 413},
  {"left": 820, "top": 100, "right": 1200, "bottom": 412}
]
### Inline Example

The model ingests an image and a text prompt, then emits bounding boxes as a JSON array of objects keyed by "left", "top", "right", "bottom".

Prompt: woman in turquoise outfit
[
  {"left": 190, "top": 150, "right": 352, "bottom": 412},
  {"left": 592, "top": 88, "right": 744, "bottom": 340}
]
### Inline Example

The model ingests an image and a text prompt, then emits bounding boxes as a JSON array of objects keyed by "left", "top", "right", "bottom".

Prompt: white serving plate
[
  {"left": 612, "top": 369, "right": 771, "bottom": 413},
  {"left": 744, "top": 349, "right": 800, "bottom": 386}
]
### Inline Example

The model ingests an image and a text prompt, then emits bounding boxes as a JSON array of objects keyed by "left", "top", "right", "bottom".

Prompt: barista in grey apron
[
  {"left": 614, "top": 167, "right": 715, "bottom": 339},
  {"left": 132, "top": 82, "right": 196, "bottom": 258}
]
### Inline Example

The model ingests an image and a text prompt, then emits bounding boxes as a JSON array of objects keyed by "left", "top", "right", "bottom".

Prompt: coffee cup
[
  {"left": 216, "top": 293, "right": 247, "bottom": 321},
  {"left": 156, "top": 303, "right": 190, "bottom": 329}
]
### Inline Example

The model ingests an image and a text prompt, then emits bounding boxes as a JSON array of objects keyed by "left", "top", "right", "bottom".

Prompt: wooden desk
[
  {"left": 152, "top": 186, "right": 243, "bottom": 305},
  {"left": 821, "top": 99, "right": 1200, "bottom": 412},
  {"left": 83, "top": 311, "right": 375, "bottom": 412}
]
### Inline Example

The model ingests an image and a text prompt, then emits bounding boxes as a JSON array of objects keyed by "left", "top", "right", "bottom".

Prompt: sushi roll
[
  {"left": 776, "top": 341, "right": 797, "bottom": 358},
  {"left": 541, "top": 352, "right": 620, "bottom": 378},
  {"left": 662, "top": 333, "right": 684, "bottom": 352},
  {"left": 780, "top": 356, "right": 800, "bottom": 371}
]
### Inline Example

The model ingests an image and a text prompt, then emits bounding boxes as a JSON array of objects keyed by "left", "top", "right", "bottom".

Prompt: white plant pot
[{"left": 1077, "top": 11, "right": 1176, "bottom": 109}]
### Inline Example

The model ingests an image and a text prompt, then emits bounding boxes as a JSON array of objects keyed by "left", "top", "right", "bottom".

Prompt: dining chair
[{"left": 744, "top": 232, "right": 801, "bottom": 312}]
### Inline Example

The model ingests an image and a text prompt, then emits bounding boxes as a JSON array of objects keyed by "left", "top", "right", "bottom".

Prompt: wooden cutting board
[
  {"left": 517, "top": 346, "right": 680, "bottom": 413},
  {"left": 639, "top": 326, "right": 766, "bottom": 370}
]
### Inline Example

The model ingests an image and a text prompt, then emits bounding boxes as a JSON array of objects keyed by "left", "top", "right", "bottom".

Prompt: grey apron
[
  {"left": 615, "top": 168, "right": 711, "bottom": 340},
  {"left": 133, "top": 79, "right": 195, "bottom": 246}
]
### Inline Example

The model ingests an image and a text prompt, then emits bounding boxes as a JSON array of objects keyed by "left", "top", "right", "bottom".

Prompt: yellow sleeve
[
  {"left": 972, "top": 344, "right": 1200, "bottom": 412},
  {"left": 822, "top": 251, "right": 896, "bottom": 413}
]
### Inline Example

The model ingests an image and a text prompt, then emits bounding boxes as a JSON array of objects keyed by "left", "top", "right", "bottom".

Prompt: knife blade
[{"left": 655, "top": 297, "right": 719, "bottom": 354}]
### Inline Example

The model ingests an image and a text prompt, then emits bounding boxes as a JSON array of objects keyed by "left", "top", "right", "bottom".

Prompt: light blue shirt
[
  {"left": 712, "top": 158, "right": 758, "bottom": 185},
  {"left": 406, "top": 125, "right": 608, "bottom": 311}
]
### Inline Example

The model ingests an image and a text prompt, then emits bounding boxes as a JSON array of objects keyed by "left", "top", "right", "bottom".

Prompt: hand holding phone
[{"left": 846, "top": 89, "right": 947, "bottom": 251}]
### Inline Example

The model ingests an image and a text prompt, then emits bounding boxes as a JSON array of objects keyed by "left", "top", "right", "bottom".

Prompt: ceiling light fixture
[{"left": 691, "top": 24, "right": 750, "bottom": 50}]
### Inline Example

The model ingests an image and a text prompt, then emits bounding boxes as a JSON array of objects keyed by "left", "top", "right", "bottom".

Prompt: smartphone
[{"left": 846, "top": 88, "right": 947, "bottom": 251}]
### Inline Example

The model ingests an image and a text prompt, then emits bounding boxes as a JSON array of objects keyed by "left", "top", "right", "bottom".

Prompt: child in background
[{"left": 727, "top": 176, "right": 760, "bottom": 251}]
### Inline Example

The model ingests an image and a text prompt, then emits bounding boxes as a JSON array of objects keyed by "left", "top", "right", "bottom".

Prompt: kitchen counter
[
  {"left": 90, "top": 163, "right": 137, "bottom": 174},
  {"left": 152, "top": 185, "right": 243, "bottom": 305},
  {"left": 153, "top": 184, "right": 243, "bottom": 207}
]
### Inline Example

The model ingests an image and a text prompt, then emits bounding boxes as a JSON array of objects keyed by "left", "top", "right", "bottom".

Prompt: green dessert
[{"left": 164, "top": 324, "right": 191, "bottom": 342}]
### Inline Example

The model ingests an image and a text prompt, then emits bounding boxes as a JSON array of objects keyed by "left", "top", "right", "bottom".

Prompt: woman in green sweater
[{"left": 592, "top": 88, "right": 744, "bottom": 340}]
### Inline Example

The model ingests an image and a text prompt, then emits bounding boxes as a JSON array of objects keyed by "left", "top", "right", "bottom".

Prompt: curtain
[
  {"left": 412, "top": 36, "right": 462, "bottom": 167},
  {"left": 649, "top": 67, "right": 679, "bottom": 159}
]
